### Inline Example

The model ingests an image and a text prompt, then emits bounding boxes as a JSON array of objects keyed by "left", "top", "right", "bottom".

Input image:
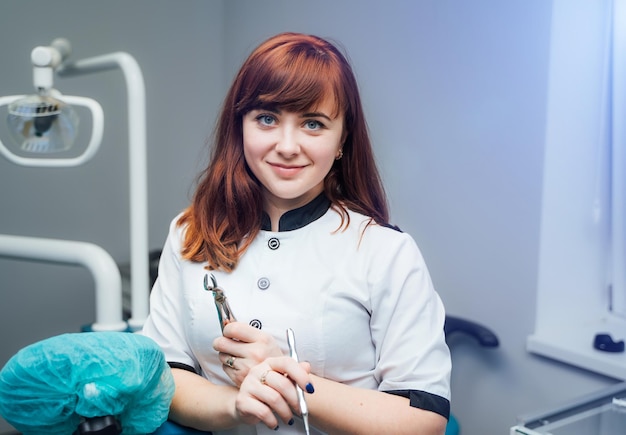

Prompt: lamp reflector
[{"left": 7, "top": 94, "right": 79, "bottom": 153}]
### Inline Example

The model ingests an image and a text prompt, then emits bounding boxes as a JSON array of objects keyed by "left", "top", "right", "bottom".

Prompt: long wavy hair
[{"left": 178, "top": 32, "right": 389, "bottom": 271}]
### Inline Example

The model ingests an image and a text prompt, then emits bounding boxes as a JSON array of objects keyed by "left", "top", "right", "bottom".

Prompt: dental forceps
[
  {"left": 287, "top": 328, "right": 310, "bottom": 435},
  {"left": 204, "top": 273, "right": 237, "bottom": 332}
]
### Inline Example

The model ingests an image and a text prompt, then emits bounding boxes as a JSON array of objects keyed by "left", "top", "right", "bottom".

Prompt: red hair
[{"left": 179, "top": 32, "right": 389, "bottom": 271}]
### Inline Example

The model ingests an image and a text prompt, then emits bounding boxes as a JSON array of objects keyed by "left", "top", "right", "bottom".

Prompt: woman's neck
[
  {"left": 264, "top": 206, "right": 282, "bottom": 232},
  {"left": 262, "top": 188, "right": 324, "bottom": 232}
]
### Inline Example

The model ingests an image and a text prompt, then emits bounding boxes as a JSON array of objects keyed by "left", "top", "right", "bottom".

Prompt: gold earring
[{"left": 336, "top": 149, "right": 343, "bottom": 160}]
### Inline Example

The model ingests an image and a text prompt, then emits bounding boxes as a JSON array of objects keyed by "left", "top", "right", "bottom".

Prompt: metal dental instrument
[
  {"left": 204, "top": 273, "right": 237, "bottom": 332},
  {"left": 287, "top": 328, "right": 310, "bottom": 435}
]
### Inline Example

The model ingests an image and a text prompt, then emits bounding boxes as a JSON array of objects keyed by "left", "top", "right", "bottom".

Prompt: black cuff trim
[
  {"left": 386, "top": 389, "right": 450, "bottom": 420},
  {"left": 168, "top": 361, "right": 198, "bottom": 374}
]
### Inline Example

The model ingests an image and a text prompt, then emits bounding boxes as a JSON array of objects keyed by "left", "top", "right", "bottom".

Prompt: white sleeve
[
  {"left": 367, "top": 230, "right": 451, "bottom": 401},
  {"left": 141, "top": 216, "right": 199, "bottom": 372}
]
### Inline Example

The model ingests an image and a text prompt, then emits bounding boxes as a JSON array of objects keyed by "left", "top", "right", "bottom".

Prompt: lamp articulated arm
[
  {"left": 0, "top": 234, "right": 127, "bottom": 331},
  {"left": 55, "top": 45, "right": 150, "bottom": 329}
]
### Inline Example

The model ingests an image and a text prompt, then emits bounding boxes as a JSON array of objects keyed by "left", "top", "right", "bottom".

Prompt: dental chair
[{"left": 444, "top": 315, "right": 499, "bottom": 435}]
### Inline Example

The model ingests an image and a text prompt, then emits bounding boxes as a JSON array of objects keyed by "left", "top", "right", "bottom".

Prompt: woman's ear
[{"left": 340, "top": 127, "right": 348, "bottom": 145}]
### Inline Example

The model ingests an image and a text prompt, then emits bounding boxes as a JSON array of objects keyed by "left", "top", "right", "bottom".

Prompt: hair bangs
[{"left": 237, "top": 43, "right": 344, "bottom": 118}]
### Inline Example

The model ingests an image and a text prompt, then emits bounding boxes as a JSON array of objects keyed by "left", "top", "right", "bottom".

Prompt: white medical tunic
[{"left": 142, "top": 197, "right": 451, "bottom": 435}]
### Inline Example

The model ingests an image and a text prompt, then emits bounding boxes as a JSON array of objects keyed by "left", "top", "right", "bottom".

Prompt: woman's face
[{"left": 242, "top": 97, "right": 344, "bottom": 213}]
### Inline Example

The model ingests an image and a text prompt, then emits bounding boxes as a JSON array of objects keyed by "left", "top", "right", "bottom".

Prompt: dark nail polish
[
  {"left": 274, "top": 425, "right": 279, "bottom": 431},
  {"left": 288, "top": 418, "right": 295, "bottom": 426},
  {"left": 305, "top": 382, "right": 315, "bottom": 394}
]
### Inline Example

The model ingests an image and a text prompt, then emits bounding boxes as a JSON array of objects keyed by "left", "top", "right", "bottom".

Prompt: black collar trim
[{"left": 261, "top": 193, "right": 331, "bottom": 232}]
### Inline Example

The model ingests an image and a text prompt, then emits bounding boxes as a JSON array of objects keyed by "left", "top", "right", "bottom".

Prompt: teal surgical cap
[{"left": 0, "top": 332, "right": 174, "bottom": 435}]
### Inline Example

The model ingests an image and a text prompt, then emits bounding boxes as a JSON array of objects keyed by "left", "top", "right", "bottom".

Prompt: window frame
[{"left": 528, "top": 0, "right": 626, "bottom": 381}]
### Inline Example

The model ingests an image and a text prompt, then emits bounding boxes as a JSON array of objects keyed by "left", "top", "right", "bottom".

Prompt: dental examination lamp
[
  {"left": 0, "top": 38, "right": 103, "bottom": 166},
  {"left": 0, "top": 38, "right": 149, "bottom": 331}
]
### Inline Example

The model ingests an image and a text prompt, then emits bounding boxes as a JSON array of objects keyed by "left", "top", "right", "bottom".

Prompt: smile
[{"left": 268, "top": 162, "right": 307, "bottom": 176}]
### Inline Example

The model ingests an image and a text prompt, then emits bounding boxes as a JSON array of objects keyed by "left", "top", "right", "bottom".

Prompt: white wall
[{"left": 0, "top": 1, "right": 619, "bottom": 434}]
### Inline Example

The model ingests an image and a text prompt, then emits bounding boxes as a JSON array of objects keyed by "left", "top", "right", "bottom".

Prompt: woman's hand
[
  {"left": 234, "top": 356, "right": 313, "bottom": 430},
  {"left": 213, "top": 322, "right": 285, "bottom": 386}
]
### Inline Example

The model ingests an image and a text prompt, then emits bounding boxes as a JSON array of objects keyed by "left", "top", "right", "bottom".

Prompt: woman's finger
[
  {"left": 222, "top": 322, "right": 264, "bottom": 341},
  {"left": 265, "top": 356, "right": 313, "bottom": 397},
  {"left": 234, "top": 391, "right": 279, "bottom": 429},
  {"left": 237, "top": 365, "right": 296, "bottom": 429},
  {"left": 253, "top": 369, "right": 296, "bottom": 425},
  {"left": 213, "top": 325, "right": 284, "bottom": 379},
  {"left": 217, "top": 352, "right": 251, "bottom": 387},
  {"left": 256, "top": 357, "right": 314, "bottom": 418},
  {"left": 219, "top": 353, "right": 239, "bottom": 370}
]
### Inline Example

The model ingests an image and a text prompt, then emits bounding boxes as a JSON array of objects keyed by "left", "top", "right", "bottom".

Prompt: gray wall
[{"left": 0, "top": 1, "right": 618, "bottom": 434}]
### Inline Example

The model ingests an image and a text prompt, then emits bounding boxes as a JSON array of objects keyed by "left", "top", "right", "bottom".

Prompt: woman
[{"left": 142, "top": 32, "right": 451, "bottom": 435}]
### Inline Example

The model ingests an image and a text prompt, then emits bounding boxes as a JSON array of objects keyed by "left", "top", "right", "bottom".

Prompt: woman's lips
[{"left": 269, "top": 162, "right": 306, "bottom": 177}]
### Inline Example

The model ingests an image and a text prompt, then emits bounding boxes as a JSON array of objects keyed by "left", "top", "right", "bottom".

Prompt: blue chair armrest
[{"left": 150, "top": 420, "right": 212, "bottom": 435}]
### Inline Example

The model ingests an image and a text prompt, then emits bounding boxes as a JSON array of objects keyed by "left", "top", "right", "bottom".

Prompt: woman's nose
[{"left": 274, "top": 127, "right": 300, "bottom": 156}]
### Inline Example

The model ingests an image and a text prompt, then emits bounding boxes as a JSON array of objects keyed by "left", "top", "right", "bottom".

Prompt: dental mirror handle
[{"left": 287, "top": 328, "right": 310, "bottom": 435}]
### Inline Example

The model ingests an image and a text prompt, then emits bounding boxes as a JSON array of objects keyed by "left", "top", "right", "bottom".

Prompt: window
[{"left": 528, "top": 0, "right": 626, "bottom": 380}]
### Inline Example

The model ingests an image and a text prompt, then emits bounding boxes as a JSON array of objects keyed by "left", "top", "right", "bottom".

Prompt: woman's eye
[
  {"left": 304, "top": 120, "right": 323, "bottom": 130},
  {"left": 256, "top": 114, "right": 276, "bottom": 126}
]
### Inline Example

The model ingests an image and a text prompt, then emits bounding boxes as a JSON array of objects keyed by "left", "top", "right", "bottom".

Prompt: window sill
[{"left": 527, "top": 315, "right": 626, "bottom": 380}]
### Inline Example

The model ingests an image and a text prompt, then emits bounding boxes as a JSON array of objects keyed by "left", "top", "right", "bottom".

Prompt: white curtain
[{"left": 609, "top": 0, "right": 626, "bottom": 317}]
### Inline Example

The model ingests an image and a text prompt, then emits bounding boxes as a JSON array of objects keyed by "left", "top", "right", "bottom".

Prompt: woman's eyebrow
[
  {"left": 252, "top": 104, "right": 281, "bottom": 114},
  {"left": 301, "top": 111, "right": 332, "bottom": 121}
]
